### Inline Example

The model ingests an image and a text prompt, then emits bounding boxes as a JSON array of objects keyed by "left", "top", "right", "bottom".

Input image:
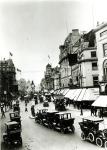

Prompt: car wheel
[
  {"left": 96, "top": 137, "right": 103, "bottom": 147},
  {"left": 81, "top": 132, "right": 86, "bottom": 141},
  {"left": 89, "top": 132, "right": 95, "bottom": 142},
  {"left": 20, "top": 137, "right": 22, "bottom": 145},
  {"left": 104, "top": 141, "right": 107, "bottom": 149},
  {"left": 49, "top": 123, "right": 53, "bottom": 129},
  {"left": 71, "top": 125, "right": 75, "bottom": 133},
  {"left": 61, "top": 127, "right": 65, "bottom": 134}
]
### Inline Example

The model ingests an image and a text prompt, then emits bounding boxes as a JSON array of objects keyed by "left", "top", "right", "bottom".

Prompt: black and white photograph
[{"left": 0, "top": 0, "right": 107, "bottom": 149}]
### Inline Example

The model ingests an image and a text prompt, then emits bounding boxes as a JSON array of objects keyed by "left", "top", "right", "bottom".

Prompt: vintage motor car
[
  {"left": 53, "top": 112, "right": 75, "bottom": 133},
  {"left": 13, "top": 104, "right": 20, "bottom": 114},
  {"left": 79, "top": 116, "right": 107, "bottom": 147},
  {"left": 45, "top": 93, "right": 51, "bottom": 102},
  {"left": 54, "top": 95, "right": 66, "bottom": 111},
  {"left": 41, "top": 110, "right": 58, "bottom": 128},
  {"left": 35, "top": 108, "right": 48, "bottom": 124},
  {"left": 3, "top": 121, "right": 22, "bottom": 145},
  {"left": 43, "top": 100, "right": 49, "bottom": 107},
  {"left": 9, "top": 112, "right": 21, "bottom": 126}
]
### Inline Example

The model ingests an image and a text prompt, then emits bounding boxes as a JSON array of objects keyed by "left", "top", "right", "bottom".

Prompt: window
[
  {"left": 91, "top": 51, "right": 96, "bottom": 58},
  {"left": 92, "top": 62, "right": 98, "bottom": 70},
  {"left": 93, "top": 76, "right": 99, "bottom": 87},
  {"left": 103, "top": 43, "right": 107, "bottom": 56},
  {"left": 100, "top": 30, "right": 107, "bottom": 37}
]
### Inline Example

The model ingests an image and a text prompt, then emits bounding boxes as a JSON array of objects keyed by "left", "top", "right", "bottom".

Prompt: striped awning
[{"left": 92, "top": 95, "right": 107, "bottom": 107}]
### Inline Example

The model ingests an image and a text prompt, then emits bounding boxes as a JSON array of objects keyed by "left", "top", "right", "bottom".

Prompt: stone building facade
[
  {"left": 95, "top": 23, "right": 107, "bottom": 94},
  {"left": 59, "top": 29, "right": 80, "bottom": 88},
  {"left": 0, "top": 59, "right": 18, "bottom": 102}
]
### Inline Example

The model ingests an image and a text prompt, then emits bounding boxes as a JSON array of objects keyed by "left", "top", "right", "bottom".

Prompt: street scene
[
  {"left": 1, "top": 0, "right": 107, "bottom": 150},
  {"left": 1, "top": 99, "right": 106, "bottom": 150}
]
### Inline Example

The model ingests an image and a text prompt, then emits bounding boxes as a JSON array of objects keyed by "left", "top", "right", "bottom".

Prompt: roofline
[{"left": 94, "top": 23, "right": 107, "bottom": 32}]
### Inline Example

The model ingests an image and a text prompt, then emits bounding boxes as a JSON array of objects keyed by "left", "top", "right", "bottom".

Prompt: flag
[
  {"left": 17, "top": 68, "right": 21, "bottom": 72},
  {"left": 48, "top": 55, "right": 50, "bottom": 59},
  {"left": 9, "top": 52, "right": 13, "bottom": 56}
]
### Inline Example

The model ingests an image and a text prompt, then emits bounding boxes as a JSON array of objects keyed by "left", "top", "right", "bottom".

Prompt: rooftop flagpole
[{"left": 9, "top": 52, "right": 13, "bottom": 59}]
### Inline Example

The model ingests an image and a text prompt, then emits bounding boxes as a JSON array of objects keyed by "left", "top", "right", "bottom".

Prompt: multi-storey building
[
  {"left": 70, "top": 29, "right": 99, "bottom": 88},
  {"left": 0, "top": 58, "right": 18, "bottom": 102},
  {"left": 59, "top": 29, "right": 80, "bottom": 88},
  {"left": 95, "top": 23, "right": 107, "bottom": 94}
]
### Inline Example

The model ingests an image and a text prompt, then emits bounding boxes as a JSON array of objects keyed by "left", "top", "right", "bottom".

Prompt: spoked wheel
[
  {"left": 60, "top": 127, "right": 65, "bottom": 134},
  {"left": 49, "top": 123, "right": 53, "bottom": 129},
  {"left": 104, "top": 141, "right": 107, "bottom": 149},
  {"left": 88, "top": 132, "right": 95, "bottom": 143},
  {"left": 81, "top": 132, "right": 86, "bottom": 141},
  {"left": 71, "top": 125, "right": 75, "bottom": 133},
  {"left": 19, "top": 137, "right": 22, "bottom": 145},
  {"left": 96, "top": 137, "right": 103, "bottom": 147}
]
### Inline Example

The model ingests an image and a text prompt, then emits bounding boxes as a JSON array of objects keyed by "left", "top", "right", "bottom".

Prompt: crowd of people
[{"left": 0, "top": 93, "right": 106, "bottom": 119}]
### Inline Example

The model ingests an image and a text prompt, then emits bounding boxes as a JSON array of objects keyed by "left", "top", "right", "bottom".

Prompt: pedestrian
[
  {"left": 31, "top": 105, "right": 35, "bottom": 116},
  {"left": 80, "top": 104, "right": 83, "bottom": 115},
  {"left": 1, "top": 106, "right": 5, "bottom": 118},
  {"left": 91, "top": 106, "right": 94, "bottom": 116},
  {"left": 100, "top": 108, "right": 103, "bottom": 118},
  {"left": 94, "top": 107, "right": 97, "bottom": 116}
]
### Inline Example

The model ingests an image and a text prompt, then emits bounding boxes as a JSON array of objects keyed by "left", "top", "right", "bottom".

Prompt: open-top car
[
  {"left": 3, "top": 121, "right": 22, "bottom": 145},
  {"left": 79, "top": 116, "right": 107, "bottom": 147},
  {"left": 53, "top": 112, "right": 75, "bottom": 133},
  {"left": 9, "top": 111, "right": 21, "bottom": 125}
]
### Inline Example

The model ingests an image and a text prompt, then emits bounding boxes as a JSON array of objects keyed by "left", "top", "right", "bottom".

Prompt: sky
[{"left": 0, "top": 0, "right": 107, "bottom": 87}]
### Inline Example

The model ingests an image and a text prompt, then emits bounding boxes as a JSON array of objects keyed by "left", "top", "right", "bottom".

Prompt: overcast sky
[{"left": 0, "top": 0, "right": 107, "bottom": 86}]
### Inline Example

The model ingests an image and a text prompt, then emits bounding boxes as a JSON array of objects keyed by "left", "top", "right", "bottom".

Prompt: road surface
[{"left": 1, "top": 101, "right": 104, "bottom": 150}]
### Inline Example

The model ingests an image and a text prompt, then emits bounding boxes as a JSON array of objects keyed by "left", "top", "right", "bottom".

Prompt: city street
[
  {"left": 1, "top": 101, "right": 104, "bottom": 150},
  {"left": 1, "top": 1, "right": 107, "bottom": 150}
]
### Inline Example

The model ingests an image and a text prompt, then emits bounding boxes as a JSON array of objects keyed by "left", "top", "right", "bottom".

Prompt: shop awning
[
  {"left": 76, "top": 88, "right": 87, "bottom": 101},
  {"left": 63, "top": 89, "right": 69, "bottom": 95},
  {"left": 54, "top": 89, "right": 61, "bottom": 95},
  {"left": 92, "top": 96, "right": 107, "bottom": 107},
  {"left": 60, "top": 89, "right": 65, "bottom": 94},
  {"left": 65, "top": 89, "right": 77, "bottom": 100},
  {"left": 82, "top": 88, "right": 99, "bottom": 101},
  {"left": 74, "top": 89, "right": 82, "bottom": 101}
]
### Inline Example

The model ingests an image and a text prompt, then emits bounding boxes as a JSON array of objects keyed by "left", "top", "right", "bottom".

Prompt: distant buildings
[
  {"left": 40, "top": 64, "right": 54, "bottom": 92},
  {"left": 0, "top": 58, "right": 18, "bottom": 102}
]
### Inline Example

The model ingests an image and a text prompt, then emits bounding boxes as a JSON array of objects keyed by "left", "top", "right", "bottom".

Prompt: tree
[{"left": 18, "top": 78, "right": 27, "bottom": 96}]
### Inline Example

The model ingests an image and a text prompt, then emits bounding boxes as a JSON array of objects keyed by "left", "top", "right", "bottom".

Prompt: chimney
[{"left": 72, "top": 29, "right": 79, "bottom": 36}]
